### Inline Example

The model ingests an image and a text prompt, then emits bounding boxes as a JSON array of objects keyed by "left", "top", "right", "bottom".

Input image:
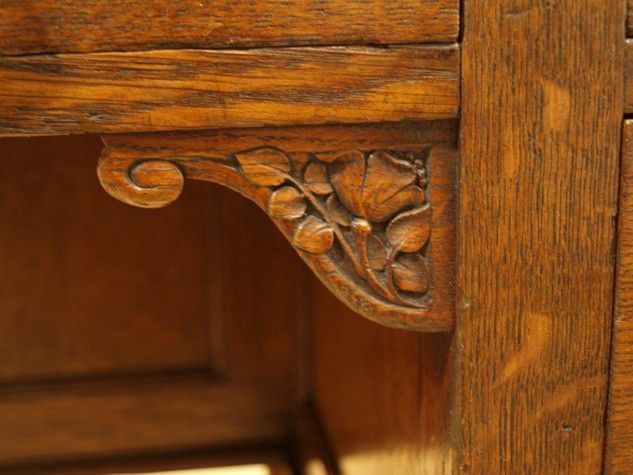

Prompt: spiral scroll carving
[{"left": 98, "top": 153, "right": 185, "bottom": 208}]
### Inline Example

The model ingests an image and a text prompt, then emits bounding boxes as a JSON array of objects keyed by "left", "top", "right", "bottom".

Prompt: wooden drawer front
[
  {"left": 0, "top": 0, "right": 459, "bottom": 55},
  {"left": 0, "top": 46, "right": 459, "bottom": 136}
]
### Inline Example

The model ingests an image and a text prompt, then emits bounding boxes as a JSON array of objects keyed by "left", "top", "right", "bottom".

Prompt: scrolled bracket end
[{"left": 98, "top": 151, "right": 184, "bottom": 208}]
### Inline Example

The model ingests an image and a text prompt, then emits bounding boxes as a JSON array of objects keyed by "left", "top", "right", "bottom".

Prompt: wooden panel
[
  {"left": 311, "top": 281, "right": 452, "bottom": 474},
  {"left": 0, "top": 374, "right": 292, "bottom": 465},
  {"left": 0, "top": 0, "right": 459, "bottom": 55},
  {"left": 628, "top": 0, "right": 633, "bottom": 37},
  {"left": 0, "top": 135, "right": 211, "bottom": 380},
  {"left": 0, "top": 135, "right": 308, "bottom": 464},
  {"left": 605, "top": 120, "right": 633, "bottom": 473},
  {"left": 205, "top": 184, "right": 309, "bottom": 388},
  {"left": 0, "top": 46, "right": 459, "bottom": 136},
  {"left": 458, "top": 1, "right": 622, "bottom": 473},
  {"left": 99, "top": 122, "right": 457, "bottom": 330}
]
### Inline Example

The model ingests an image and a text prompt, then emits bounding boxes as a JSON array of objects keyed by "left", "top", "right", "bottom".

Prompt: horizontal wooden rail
[
  {"left": 0, "top": 374, "right": 292, "bottom": 464},
  {"left": 0, "top": 0, "right": 459, "bottom": 55},
  {"left": 0, "top": 46, "right": 459, "bottom": 136}
]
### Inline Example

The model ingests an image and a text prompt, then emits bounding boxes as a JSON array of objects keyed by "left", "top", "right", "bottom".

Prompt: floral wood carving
[{"left": 98, "top": 124, "right": 455, "bottom": 331}]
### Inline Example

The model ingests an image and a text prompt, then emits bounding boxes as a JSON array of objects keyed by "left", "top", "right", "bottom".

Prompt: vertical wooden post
[
  {"left": 606, "top": 121, "right": 633, "bottom": 473},
  {"left": 457, "top": 0, "right": 624, "bottom": 472}
]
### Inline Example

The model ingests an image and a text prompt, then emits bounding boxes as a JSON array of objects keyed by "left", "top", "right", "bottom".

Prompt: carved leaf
[
  {"left": 329, "top": 150, "right": 425, "bottom": 222},
  {"left": 367, "top": 235, "right": 387, "bottom": 271},
  {"left": 304, "top": 161, "right": 333, "bottom": 195},
  {"left": 328, "top": 151, "right": 366, "bottom": 217},
  {"left": 392, "top": 254, "right": 430, "bottom": 294},
  {"left": 386, "top": 206, "right": 431, "bottom": 253},
  {"left": 293, "top": 216, "right": 334, "bottom": 254},
  {"left": 235, "top": 148, "right": 290, "bottom": 186},
  {"left": 326, "top": 194, "right": 352, "bottom": 227},
  {"left": 267, "top": 186, "right": 306, "bottom": 220},
  {"left": 315, "top": 151, "right": 341, "bottom": 163}
]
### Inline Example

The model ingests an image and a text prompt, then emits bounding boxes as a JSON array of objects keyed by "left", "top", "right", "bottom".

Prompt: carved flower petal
[
  {"left": 235, "top": 147, "right": 290, "bottom": 186},
  {"left": 267, "top": 186, "right": 306, "bottom": 220},
  {"left": 304, "top": 161, "right": 333, "bottom": 195},
  {"left": 362, "top": 151, "right": 425, "bottom": 222},
  {"left": 293, "top": 216, "right": 334, "bottom": 255},
  {"left": 328, "top": 151, "right": 367, "bottom": 218},
  {"left": 386, "top": 206, "right": 431, "bottom": 253},
  {"left": 391, "top": 254, "right": 430, "bottom": 294}
]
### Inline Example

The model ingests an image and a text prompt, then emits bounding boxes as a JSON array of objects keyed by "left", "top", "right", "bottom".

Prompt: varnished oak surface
[
  {"left": 458, "top": 0, "right": 622, "bottom": 473},
  {"left": 0, "top": 135, "right": 308, "bottom": 463},
  {"left": 0, "top": 1, "right": 627, "bottom": 472},
  {"left": 0, "top": 0, "right": 459, "bottom": 55},
  {"left": 0, "top": 375, "right": 292, "bottom": 465},
  {"left": 606, "top": 120, "right": 633, "bottom": 474},
  {"left": 628, "top": 0, "right": 633, "bottom": 37},
  {"left": 624, "top": 40, "right": 633, "bottom": 114},
  {"left": 207, "top": 185, "right": 309, "bottom": 388},
  {"left": 0, "top": 46, "right": 459, "bottom": 136},
  {"left": 0, "top": 135, "right": 211, "bottom": 379},
  {"left": 311, "top": 281, "right": 452, "bottom": 474}
]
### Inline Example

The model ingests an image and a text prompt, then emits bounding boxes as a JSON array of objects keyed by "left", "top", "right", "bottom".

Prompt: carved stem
[
  {"left": 385, "top": 245, "right": 423, "bottom": 308},
  {"left": 351, "top": 221, "right": 417, "bottom": 307},
  {"left": 354, "top": 229, "right": 396, "bottom": 302},
  {"left": 386, "top": 245, "right": 403, "bottom": 303},
  {"left": 281, "top": 172, "right": 366, "bottom": 279}
]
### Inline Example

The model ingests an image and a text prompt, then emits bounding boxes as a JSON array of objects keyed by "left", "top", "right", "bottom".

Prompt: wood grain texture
[
  {"left": 0, "top": 135, "right": 211, "bottom": 380},
  {"left": 0, "top": 46, "right": 459, "bottom": 136},
  {"left": 0, "top": 0, "right": 459, "bottom": 55},
  {"left": 0, "top": 135, "right": 308, "bottom": 462},
  {"left": 458, "top": 0, "right": 623, "bottom": 473},
  {"left": 0, "top": 134, "right": 305, "bottom": 386},
  {"left": 625, "top": 40, "right": 633, "bottom": 114},
  {"left": 98, "top": 122, "right": 457, "bottom": 330},
  {"left": 628, "top": 0, "right": 633, "bottom": 38},
  {"left": 605, "top": 120, "right": 633, "bottom": 474},
  {"left": 0, "top": 374, "right": 292, "bottom": 465},
  {"left": 207, "top": 185, "right": 310, "bottom": 390},
  {"left": 311, "top": 280, "right": 452, "bottom": 474}
]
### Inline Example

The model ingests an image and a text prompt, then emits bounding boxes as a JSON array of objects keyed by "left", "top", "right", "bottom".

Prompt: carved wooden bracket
[{"left": 98, "top": 122, "right": 456, "bottom": 331}]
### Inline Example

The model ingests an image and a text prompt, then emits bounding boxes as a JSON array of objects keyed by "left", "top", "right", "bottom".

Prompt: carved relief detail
[
  {"left": 234, "top": 147, "right": 432, "bottom": 308},
  {"left": 98, "top": 129, "right": 453, "bottom": 331}
]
